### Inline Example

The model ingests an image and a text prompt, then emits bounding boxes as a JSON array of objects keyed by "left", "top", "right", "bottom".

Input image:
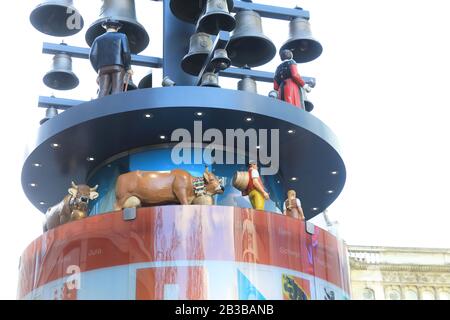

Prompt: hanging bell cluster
[
  {"left": 227, "top": 9, "right": 276, "bottom": 68},
  {"left": 43, "top": 43, "right": 79, "bottom": 90},
  {"left": 85, "top": 0, "right": 149, "bottom": 54},
  {"left": 30, "top": 0, "right": 84, "bottom": 37},
  {"left": 281, "top": 17, "right": 323, "bottom": 63}
]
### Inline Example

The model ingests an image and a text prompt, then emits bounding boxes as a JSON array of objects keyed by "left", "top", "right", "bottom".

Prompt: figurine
[
  {"left": 283, "top": 190, "right": 305, "bottom": 220},
  {"left": 89, "top": 19, "right": 133, "bottom": 98},
  {"left": 274, "top": 49, "right": 312, "bottom": 109},
  {"left": 240, "top": 161, "right": 270, "bottom": 211},
  {"left": 43, "top": 182, "right": 99, "bottom": 232},
  {"left": 114, "top": 167, "right": 224, "bottom": 210}
]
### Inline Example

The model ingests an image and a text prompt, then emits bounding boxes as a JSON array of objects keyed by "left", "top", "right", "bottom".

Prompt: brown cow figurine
[
  {"left": 114, "top": 167, "right": 225, "bottom": 210},
  {"left": 43, "top": 182, "right": 99, "bottom": 232}
]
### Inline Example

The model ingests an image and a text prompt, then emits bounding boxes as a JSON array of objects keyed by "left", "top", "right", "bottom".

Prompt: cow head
[
  {"left": 203, "top": 167, "right": 225, "bottom": 196},
  {"left": 68, "top": 182, "right": 99, "bottom": 212}
]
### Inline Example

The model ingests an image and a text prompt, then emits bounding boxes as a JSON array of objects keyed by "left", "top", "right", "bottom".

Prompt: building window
[
  {"left": 362, "top": 288, "right": 375, "bottom": 300},
  {"left": 421, "top": 290, "right": 435, "bottom": 300},
  {"left": 387, "top": 289, "right": 401, "bottom": 300},
  {"left": 438, "top": 291, "right": 450, "bottom": 300},
  {"left": 405, "top": 289, "right": 418, "bottom": 300}
]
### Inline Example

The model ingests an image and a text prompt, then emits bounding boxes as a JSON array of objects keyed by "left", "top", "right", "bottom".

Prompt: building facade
[{"left": 348, "top": 246, "right": 450, "bottom": 300}]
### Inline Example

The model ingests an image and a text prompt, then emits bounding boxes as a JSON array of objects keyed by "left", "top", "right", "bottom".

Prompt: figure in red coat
[{"left": 274, "top": 49, "right": 312, "bottom": 109}]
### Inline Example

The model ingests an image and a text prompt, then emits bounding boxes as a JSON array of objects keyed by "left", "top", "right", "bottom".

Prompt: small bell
[
  {"left": 200, "top": 72, "right": 220, "bottom": 88},
  {"left": 238, "top": 76, "right": 257, "bottom": 94},
  {"left": 196, "top": 0, "right": 236, "bottom": 35},
  {"left": 210, "top": 49, "right": 231, "bottom": 71},
  {"left": 138, "top": 72, "right": 153, "bottom": 89},
  {"left": 40, "top": 107, "right": 59, "bottom": 125},
  {"left": 181, "top": 32, "right": 213, "bottom": 76},
  {"left": 43, "top": 44, "right": 79, "bottom": 90}
]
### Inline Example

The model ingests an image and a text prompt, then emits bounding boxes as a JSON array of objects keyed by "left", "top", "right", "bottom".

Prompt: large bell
[
  {"left": 200, "top": 72, "right": 220, "bottom": 88},
  {"left": 181, "top": 32, "right": 213, "bottom": 76},
  {"left": 280, "top": 18, "right": 323, "bottom": 63},
  {"left": 85, "top": 0, "right": 149, "bottom": 54},
  {"left": 197, "top": 0, "right": 236, "bottom": 35},
  {"left": 170, "top": 0, "right": 234, "bottom": 24},
  {"left": 43, "top": 45, "right": 79, "bottom": 90},
  {"left": 138, "top": 71, "right": 153, "bottom": 89},
  {"left": 227, "top": 10, "right": 276, "bottom": 68},
  {"left": 30, "top": 0, "right": 84, "bottom": 37},
  {"left": 238, "top": 76, "right": 257, "bottom": 94}
]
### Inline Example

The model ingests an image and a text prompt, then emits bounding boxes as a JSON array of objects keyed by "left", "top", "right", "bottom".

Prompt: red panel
[{"left": 18, "top": 206, "right": 350, "bottom": 299}]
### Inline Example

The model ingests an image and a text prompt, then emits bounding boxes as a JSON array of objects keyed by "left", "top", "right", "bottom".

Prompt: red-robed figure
[{"left": 274, "top": 49, "right": 311, "bottom": 108}]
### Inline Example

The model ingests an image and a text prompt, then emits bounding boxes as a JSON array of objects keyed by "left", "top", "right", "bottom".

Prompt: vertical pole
[{"left": 163, "top": 0, "right": 197, "bottom": 86}]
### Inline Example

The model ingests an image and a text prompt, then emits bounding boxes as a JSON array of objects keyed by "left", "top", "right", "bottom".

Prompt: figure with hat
[
  {"left": 89, "top": 19, "right": 133, "bottom": 99},
  {"left": 274, "top": 49, "right": 312, "bottom": 109},
  {"left": 242, "top": 161, "right": 270, "bottom": 211},
  {"left": 283, "top": 190, "right": 305, "bottom": 220}
]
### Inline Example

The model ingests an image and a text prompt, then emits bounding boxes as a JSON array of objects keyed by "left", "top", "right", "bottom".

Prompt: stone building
[{"left": 348, "top": 245, "right": 450, "bottom": 300}]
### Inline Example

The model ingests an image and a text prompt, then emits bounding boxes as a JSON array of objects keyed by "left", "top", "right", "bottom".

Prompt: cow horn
[
  {"left": 71, "top": 181, "right": 78, "bottom": 189},
  {"left": 90, "top": 185, "right": 99, "bottom": 192}
]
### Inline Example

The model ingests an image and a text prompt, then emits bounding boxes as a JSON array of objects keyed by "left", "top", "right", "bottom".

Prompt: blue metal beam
[
  {"left": 221, "top": 68, "right": 315, "bottom": 85},
  {"left": 42, "top": 42, "right": 164, "bottom": 68},
  {"left": 233, "top": 1, "right": 310, "bottom": 21},
  {"left": 38, "top": 96, "right": 84, "bottom": 110}
]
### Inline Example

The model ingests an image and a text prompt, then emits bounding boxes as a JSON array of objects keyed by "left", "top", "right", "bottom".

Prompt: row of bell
[
  {"left": 30, "top": 0, "right": 149, "bottom": 54},
  {"left": 180, "top": 1, "right": 322, "bottom": 75}
]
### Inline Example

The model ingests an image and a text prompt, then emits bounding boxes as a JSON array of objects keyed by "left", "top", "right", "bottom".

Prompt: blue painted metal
[
  {"left": 233, "top": 1, "right": 310, "bottom": 21},
  {"left": 38, "top": 96, "right": 84, "bottom": 110},
  {"left": 22, "top": 87, "right": 346, "bottom": 219},
  {"left": 163, "top": 0, "right": 197, "bottom": 86},
  {"left": 42, "top": 42, "right": 164, "bottom": 68}
]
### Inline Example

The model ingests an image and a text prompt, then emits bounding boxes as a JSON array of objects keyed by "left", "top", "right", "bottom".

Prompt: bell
[
  {"left": 40, "top": 107, "right": 59, "bottom": 125},
  {"left": 181, "top": 32, "right": 213, "bottom": 76},
  {"left": 138, "top": 71, "right": 153, "bottom": 89},
  {"left": 197, "top": 0, "right": 236, "bottom": 35},
  {"left": 170, "top": 0, "right": 234, "bottom": 24},
  {"left": 238, "top": 76, "right": 257, "bottom": 94},
  {"left": 85, "top": 0, "right": 149, "bottom": 54},
  {"left": 30, "top": 0, "right": 84, "bottom": 37},
  {"left": 124, "top": 76, "right": 138, "bottom": 91},
  {"left": 210, "top": 49, "right": 231, "bottom": 71},
  {"left": 200, "top": 72, "right": 220, "bottom": 88},
  {"left": 280, "top": 18, "right": 323, "bottom": 63},
  {"left": 43, "top": 44, "right": 79, "bottom": 90},
  {"left": 227, "top": 10, "right": 276, "bottom": 68}
]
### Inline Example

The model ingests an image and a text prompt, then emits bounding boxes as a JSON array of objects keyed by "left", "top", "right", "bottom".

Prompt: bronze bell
[
  {"left": 182, "top": 32, "right": 213, "bottom": 76},
  {"left": 40, "top": 107, "right": 59, "bottom": 125},
  {"left": 30, "top": 0, "right": 84, "bottom": 37},
  {"left": 238, "top": 76, "right": 257, "bottom": 94},
  {"left": 170, "top": 0, "right": 234, "bottom": 24},
  {"left": 211, "top": 49, "right": 231, "bottom": 71},
  {"left": 227, "top": 10, "right": 276, "bottom": 68},
  {"left": 197, "top": 0, "right": 236, "bottom": 35},
  {"left": 43, "top": 44, "right": 79, "bottom": 90},
  {"left": 280, "top": 18, "right": 323, "bottom": 63},
  {"left": 85, "top": 0, "right": 149, "bottom": 54},
  {"left": 200, "top": 72, "right": 220, "bottom": 88},
  {"left": 138, "top": 71, "right": 153, "bottom": 89}
]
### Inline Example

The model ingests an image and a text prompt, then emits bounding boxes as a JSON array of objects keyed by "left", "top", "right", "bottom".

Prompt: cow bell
[
  {"left": 85, "top": 0, "right": 149, "bottom": 54},
  {"left": 238, "top": 76, "right": 257, "bottom": 94},
  {"left": 170, "top": 0, "right": 234, "bottom": 24},
  {"left": 40, "top": 107, "right": 59, "bottom": 125},
  {"left": 280, "top": 18, "right": 323, "bottom": 63},
  {"left": 196, "top": 0, "right": 236, "bottom": 35},
  {"left": 138, "top": 71, "right": 153, "bottom": 89},
  {"left": 227, "top": 10, "right": 276, "bottom": 68},
  {"left": 30, "top": 0, "right": 84, "bottom": 37},
  {"left": 200, "top": 72, "right": 220, "bottom": 88},
  {"left": 182, "top": 32, "right": 213, "bottom": 76},
  {"left": 211, "top": 49, "right": 231, "bottom": 71},
  {"left": 43, "top": 45, "right": 79, "bottom": 90}
]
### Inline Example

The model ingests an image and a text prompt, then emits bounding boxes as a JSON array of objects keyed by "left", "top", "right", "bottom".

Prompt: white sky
[{"left": 0, "top": 0, "right": 449, "bottom": 299}]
